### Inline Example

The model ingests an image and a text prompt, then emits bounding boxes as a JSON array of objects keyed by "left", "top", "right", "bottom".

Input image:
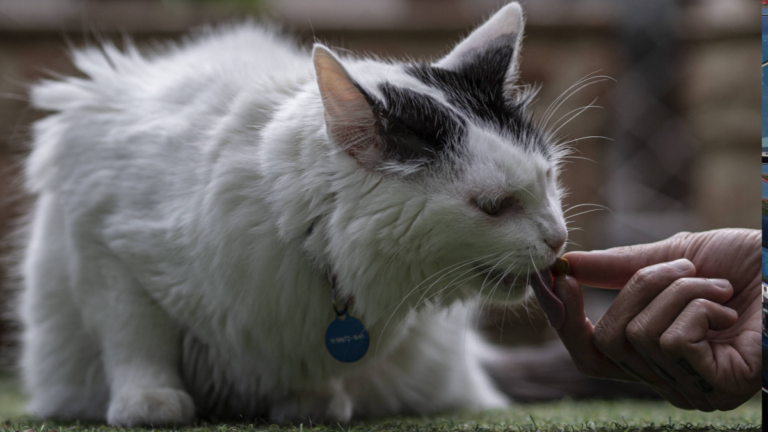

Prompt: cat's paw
[
  {"left": 270, "top": 390, "right": 352, "bottom": 424},
  {"left": 107, "top": 387, "right": 195, "bottom": 427}
]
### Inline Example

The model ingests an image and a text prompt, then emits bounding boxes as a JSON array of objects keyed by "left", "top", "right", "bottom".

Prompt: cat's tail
[
  {"left": 30, "top": 42, "right": 142, "bottom": 113},
  {"left": 483, "top": 340, "right": 659, "bottom": 402}
]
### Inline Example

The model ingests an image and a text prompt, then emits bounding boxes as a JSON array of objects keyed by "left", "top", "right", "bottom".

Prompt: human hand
[{"left": 549, "top": 229, "right": 761, "bottom": 411}]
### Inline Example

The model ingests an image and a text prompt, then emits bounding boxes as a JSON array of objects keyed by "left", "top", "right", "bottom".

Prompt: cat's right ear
[
  {"left": 313, "top": 45, "right": 382, "bottom": 168},
  {"left": 435, "top": 2, "right": 524, "bottom": 94}
]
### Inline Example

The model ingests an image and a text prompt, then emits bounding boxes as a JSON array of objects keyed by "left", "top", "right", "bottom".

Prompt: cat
[{"left": 19, "top": 2, "right": 568, "bottom": 426}]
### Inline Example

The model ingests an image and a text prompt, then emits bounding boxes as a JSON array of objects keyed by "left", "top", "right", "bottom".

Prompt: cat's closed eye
[{"left": 474, "top": 195, "right": 522, "bottom": 216}]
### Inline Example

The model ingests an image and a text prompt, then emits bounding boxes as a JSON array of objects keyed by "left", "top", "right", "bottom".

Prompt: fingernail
[
  {"left": 668, "top": 258, "right": 692, "bottom": 272},
  {"left": 708, "top": 278, "right": 730, "bottom": 289}
]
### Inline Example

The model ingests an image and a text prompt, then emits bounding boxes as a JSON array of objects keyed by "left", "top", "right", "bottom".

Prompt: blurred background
[{"left": 0, "top": 0, "right": 759, "bottom": 397}]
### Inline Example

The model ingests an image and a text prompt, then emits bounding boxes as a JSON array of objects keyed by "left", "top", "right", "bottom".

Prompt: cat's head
[{"left": 314, "top": 3, "right": 567, "bottom": 306}]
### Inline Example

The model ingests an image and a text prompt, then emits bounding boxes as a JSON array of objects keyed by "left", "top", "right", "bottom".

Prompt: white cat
[{"left": 20, "top": 2, "right": 568, "bottom": 426}]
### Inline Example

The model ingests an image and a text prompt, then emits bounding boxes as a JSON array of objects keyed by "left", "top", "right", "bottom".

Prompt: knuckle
[
  {"left": 659, "top": 331, "right": 684, "bottom": 355},
  {"left": 668, "top": 231, "right": 694, "bottom": 248},
  {"left": 625, "top": 319, "right": 648, "bottom": 345},
  {"left": 629, "top": 267, "right": 658, "bottom": 290},
  {"left": 592, "top": 323, "right": 620, "bottom": 357},
  {"left": 669, "top": 231, "right": 693, "bottom": 242},
  {"left": 688, "top": 298, "right": 712, "bottom": 311},
  {"left": 668, "top": 277, "right": 695, "bottom": 293}
]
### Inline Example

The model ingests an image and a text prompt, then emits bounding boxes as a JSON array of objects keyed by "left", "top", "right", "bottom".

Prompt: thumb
[
  {"left": 551, "top": 274, "right": 633, "bottom": 380},
  {"left": 563, "top": 237, "right": 687, "bottom": 289}
]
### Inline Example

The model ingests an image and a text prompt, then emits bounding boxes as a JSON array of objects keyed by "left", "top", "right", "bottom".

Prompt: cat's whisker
[
  {"left": 542, "top": 78, "right": 607, "bottom": 130},
  {"left": 372, "top": 251, "right": 504, "bottom": 357},
  {"left": 412, "top": 251, "right": 508, "bottom": 308},
  {"left": 374, "top": 251, "right": 498, "bottom": 324},
  {"left": 550, "top": 99, "right": 603, "bottom": 135},
  {"left": 540, "top": 70, "right": 604, "bottom": 125},
  {"left": 400, "top": 266, "right": 499, "bottom": 345},
  {"left": 458, "top": 265, "right": 508, "bottom": 376},
  {"left": 563, "top": 239, "right": 582, "bottom": 248},
  {"left": 542, "top": 74, "right": 613, "bottom": 128},
  {"left": 478, "top": 255, "right": 517, "bottom": 312},
  {"left": 495, "top": 262, "right": 524, "bottom": 336},
  {"left": 475, "top": 257, "right": 520, "bottom": 336},
  {"left": 549, "top": 99, "right": 602, "bottom": 138},
  {"left": 555, "top": 135, "right": 614, "bottom": 148},
  {"left": 409, "top": 251, "right": 510, "bottom": 316},
  {"left": 380, "top": 242, "right": 409, "bottom": 277},
  {"left": 422, "top": 251, "right": 514, "bottom": 315},
  {"left": 370, "top": 253, "right": 487, "bottom": 327},
  {"left": 562, "top": 203, "right": 612, "bottom": 215},
  {"left": 478, "top": 252, "right": 516, "bottom": 295},
  {"left": 561, "top": 155, "right": 598, "bottom": 164},
  {"left": 564, "top": 208, "right": 607, "bottom": 221},
  {"left": 524, "top": 253, "right": 540, "bottom": 329}
]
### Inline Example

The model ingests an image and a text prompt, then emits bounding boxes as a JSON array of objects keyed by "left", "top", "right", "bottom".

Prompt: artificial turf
[{"left": 0, "top": 374, "right": 760, "bottom": 432}]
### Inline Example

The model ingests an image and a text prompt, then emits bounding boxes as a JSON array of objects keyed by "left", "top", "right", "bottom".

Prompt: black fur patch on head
[
  {"left": 362, "top": 83, "right": 467, "bottom": 164},
  {"left": 407, "top": 34, "right": 549, "bottom": 157}
]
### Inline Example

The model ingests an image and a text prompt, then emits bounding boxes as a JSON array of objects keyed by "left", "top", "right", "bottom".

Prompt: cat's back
[
  {"left": 26, "top": 23, "right": 310, "bottom": 200},
  {"left": 31, "top": 23, "right": 307, "bottom": 115}
]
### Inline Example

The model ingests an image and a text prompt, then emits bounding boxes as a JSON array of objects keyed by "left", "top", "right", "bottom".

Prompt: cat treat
[{"left": 552, "top": 257, "right": 572, "bottom": 277}]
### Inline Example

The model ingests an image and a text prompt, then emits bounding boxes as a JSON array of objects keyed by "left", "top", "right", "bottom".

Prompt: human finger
[
  {"left": 625, "top": 278, "right": 734, "bottom": 410},
  {"left": 591, "top": 260, "right": 697, "bottom": 408},
  {"left": 660, "top": 299, "right": 740, "bottom": 397},
  {"left": 563, "top": 236, "right": 687, "bottom": 289},
  {"left": 551, "top": 275, "right": 635, "bottom": 381}
]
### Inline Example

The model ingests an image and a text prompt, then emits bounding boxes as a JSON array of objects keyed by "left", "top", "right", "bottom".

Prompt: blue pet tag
[{"left": 325, "top": 312, "right": 369, "bottom": 363}]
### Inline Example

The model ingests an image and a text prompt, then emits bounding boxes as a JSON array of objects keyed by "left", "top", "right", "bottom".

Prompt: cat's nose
[{"left": 545, "top": 232, "right": 566, "bottom": 253}]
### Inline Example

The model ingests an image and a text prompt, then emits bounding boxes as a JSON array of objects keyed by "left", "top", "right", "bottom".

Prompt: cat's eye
[
  {"left": 474, "top": 196, "right": 520, "bottom": 216},
  {"left": 472, "top": 196, "right": 523, "bottom": 216},
  {"left": 475, "top": 198, "right": 502, "bottom": 216}
]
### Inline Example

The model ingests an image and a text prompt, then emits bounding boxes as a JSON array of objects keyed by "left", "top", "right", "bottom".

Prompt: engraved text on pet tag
[{"left": 325, "top": 312, "right": 369, "bottom": 363}]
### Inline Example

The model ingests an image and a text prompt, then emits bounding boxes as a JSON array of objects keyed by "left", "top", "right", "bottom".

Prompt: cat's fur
[{"left": 20, "top": 3, "right": 568, "bottom": 426}]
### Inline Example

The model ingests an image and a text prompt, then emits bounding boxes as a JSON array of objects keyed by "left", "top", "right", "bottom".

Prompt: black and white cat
[{"left": 20, "top": 2, "right": 568, "bottom": 426}]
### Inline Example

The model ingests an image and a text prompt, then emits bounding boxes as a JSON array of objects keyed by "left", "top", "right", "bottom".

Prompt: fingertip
[
  {"left": 554, "top": 275, "right": 586, "bottom": 324},
  {"left": 561, "top": 251, "right": 590, "bottom": 266},
  {"left": 722, "top": 305, "right": 738, "bottom": 324},
  {"left": 666, "top": 258, "right": 696, "bottom": 275},
  {"left": 553, "top": 275, "right": 578, "bottom": 303},
  {"left": 707, "top": 278, "right": 732, "bottom": 291}
]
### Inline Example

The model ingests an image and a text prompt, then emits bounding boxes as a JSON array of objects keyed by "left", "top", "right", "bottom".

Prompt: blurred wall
[{"left": 0, "top": 0, "right": 759, "bottom": 350}]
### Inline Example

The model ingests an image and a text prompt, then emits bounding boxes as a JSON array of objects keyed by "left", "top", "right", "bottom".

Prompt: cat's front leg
[
  {"left": 269, "top": 379, "right": 353, "bottom": 424},
  {"left": 88, "top": 261, "right": 195, "bottom": 427},
  {"left": 102, "top": 302, "right": 195, "bottom": 427}
]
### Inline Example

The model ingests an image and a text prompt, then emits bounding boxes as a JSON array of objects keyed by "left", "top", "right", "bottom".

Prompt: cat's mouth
[{"left": 476, "top": 261, "right": 566, "bottom": 329}]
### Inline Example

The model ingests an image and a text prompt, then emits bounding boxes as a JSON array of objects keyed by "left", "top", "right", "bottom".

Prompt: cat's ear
[
  {"left": 313, "top": 45, "right": 382, "bottom": 168},
  {"left": 435, "top": 2, "right": 524, "bottom": 87}
]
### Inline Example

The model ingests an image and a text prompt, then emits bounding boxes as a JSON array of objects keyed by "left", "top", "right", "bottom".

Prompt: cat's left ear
[
  {"left": 436, "top": 2, "right": 524, "bottom": 89},
  {"left": 313, "top": 45, "right": 383, "bottom": 168}
]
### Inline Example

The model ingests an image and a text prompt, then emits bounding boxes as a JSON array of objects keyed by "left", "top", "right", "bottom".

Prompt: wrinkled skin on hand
[{"left": 549, "top": 229, "right": 760, "bottom": 411}]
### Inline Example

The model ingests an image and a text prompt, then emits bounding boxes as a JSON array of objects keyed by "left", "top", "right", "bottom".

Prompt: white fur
[{"left": 20, "top": 4, "right": 567, "bottom": 426}]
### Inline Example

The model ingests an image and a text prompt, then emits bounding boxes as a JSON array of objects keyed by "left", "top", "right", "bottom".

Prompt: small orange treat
[{"left": 552, "top": 257, "right": 572, "bottom": 277}]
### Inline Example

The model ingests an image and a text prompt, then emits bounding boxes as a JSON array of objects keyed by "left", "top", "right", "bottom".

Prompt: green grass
[{"left": 0, "top": 374, "right": 761, "bottom": 432}]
